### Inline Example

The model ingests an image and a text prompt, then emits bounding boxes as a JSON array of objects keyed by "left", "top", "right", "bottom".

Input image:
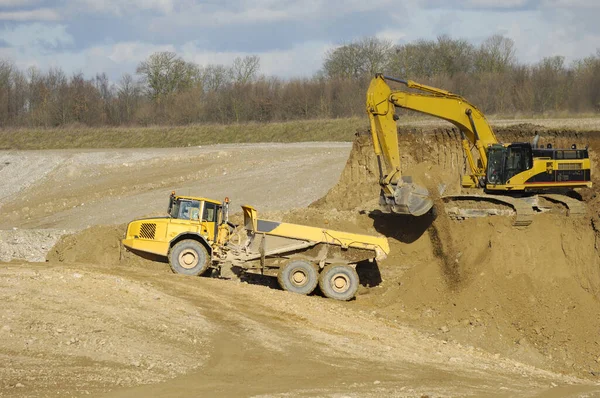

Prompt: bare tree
[
  {"left": 476, "top": 34, "right": 516, "bottom": 73},
  {"left": 0, "top": 59, "right": 13, "bottom": 126},
  {"left": 532, "top": 56, "right": 568, "bottom": 113},
  {"left": 390, "top": 36, "right": 475, "bottom": 79},
  {"left": 434, "top": 35, "right": 475, "bottom": 77},
  {"left": 323, "top": 37, "right": 393, "bottom": 79},
  {"left": 136, "top": 52, "right": 201, "bottom": 102},
  {"left": 230, "top": 55, "right": 260, "bottom": 84},
  {"left": 390, "top": 39, "right": 437, "bottom": 77},
  {"left": 201, "top": 64, "right": 231, "bottom": 92},
  {"left": 117, "top": 73, "right": 142, "bottom": 123}
]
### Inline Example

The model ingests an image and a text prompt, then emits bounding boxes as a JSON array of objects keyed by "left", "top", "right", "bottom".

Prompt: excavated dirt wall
[{"left": 312, "top": 125, "right": 600, "bottom": 212}]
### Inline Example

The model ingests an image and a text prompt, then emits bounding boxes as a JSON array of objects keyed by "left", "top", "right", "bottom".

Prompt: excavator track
[
  {"left": 442, "top": 194, "right": 534, "bottom": 227},
  {"left": 538, "top": 194, "right": 587, "bottom": 217},
  {"left": 442, "top": 193, "right": 587, "bottom": 226}
]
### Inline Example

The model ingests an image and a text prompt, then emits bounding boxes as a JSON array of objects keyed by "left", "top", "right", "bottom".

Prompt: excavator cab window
[
  {"left": 486, "top": 144, "right": 533, "bottom": 185},
  {"left": 486, "top": 145, "right": 506, "bottom": 185},
  {"left": 504, "top": 144, "right": 533, "bottom": 181}
]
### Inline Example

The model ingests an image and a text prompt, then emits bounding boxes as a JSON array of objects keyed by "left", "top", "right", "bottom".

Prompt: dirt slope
[
  {"left": 311, "top": 127, "right": 600, "bottom": 379},
  {"left": 2, "top": 261, "right": 597, "bottom": 397}
]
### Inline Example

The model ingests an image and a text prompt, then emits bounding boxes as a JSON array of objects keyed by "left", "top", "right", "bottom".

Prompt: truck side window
[{"left": 203, "top": 202, "right": 217, "bottom": 222}]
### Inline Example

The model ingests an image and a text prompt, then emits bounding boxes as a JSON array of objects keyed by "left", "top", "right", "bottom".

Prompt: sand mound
[
  {"left": 46, "top": 224, "right": 164, "bottom": 270},
  {"left": 312, "top": 127, "right": 600, "bottom": 378}
]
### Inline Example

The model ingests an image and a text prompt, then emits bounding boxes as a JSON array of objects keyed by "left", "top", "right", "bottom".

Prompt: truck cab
[
  {"left": 122, "top": 193, "right": 223, "bottom": 258},
  {"left": 167, "top": 193, "right": 222, "bottom": 241}
]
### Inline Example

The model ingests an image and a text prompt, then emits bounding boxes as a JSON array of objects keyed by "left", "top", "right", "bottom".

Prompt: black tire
[
  {"left": 318, "top": 264, "right": 359, "bottom": 301},
  {"left": 169, "top": 239, "right": 211, "bottom": 276},
  {"left": 277, "top": 260, "right": 318, "bottom": 295}
]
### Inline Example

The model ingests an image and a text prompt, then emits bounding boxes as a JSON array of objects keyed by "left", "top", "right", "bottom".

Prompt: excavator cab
[{"left": 486, "top": 144, "right": 534, "bottom": 186}]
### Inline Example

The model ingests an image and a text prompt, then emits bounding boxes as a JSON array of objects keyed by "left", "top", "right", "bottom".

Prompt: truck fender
[{"left": 169, "top": 232, "right": 213, "bottom": 256}]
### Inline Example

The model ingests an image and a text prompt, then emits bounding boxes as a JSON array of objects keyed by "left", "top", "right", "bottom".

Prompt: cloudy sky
[{"left": 0, "top": 0, "right": 599, "bottom": 80}]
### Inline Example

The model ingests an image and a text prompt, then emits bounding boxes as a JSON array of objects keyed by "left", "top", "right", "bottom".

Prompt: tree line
[{"left": 0, "top": 34, "right": 599, "bottom": 128}]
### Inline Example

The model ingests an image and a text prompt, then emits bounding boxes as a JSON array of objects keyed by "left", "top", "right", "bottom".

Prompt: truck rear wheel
[
  {"left": 277, "top": 260, "right": 318, "bottom": 295},
  {"left": 318, "top": 264, "right": 359, "bottom": 301},
  {"left": 169, "top": 239, "right": 210, "bottom": 276}
]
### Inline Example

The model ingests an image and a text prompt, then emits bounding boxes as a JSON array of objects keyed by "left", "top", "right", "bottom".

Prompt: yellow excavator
[{"left": 366, "top": 74, "right": 592, "bottom": 225}]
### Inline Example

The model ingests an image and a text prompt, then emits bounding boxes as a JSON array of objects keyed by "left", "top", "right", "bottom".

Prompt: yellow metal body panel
[
  {"left": 487, "top": 158, "right": 593, "bottom": 190},
  {"left": 242, "top": 205, "right": 258, "bottom": 232},
  {"left": 242, "top": 205, "right": 390, "bottom": 260},
  {"left": 174, "top": 195, "right": 221, "bottom": 205},
  {"left": 122, "top": 216, "right": 215, "bottom": 257},
  {"left": 124, "top": 201, "right": 389, "bottom": 263},
  {"left": 267, "top": 222, "right": 390, "bottom": 258},
  {"left": 122, "top": 236, "right": 170, "bottom": 256},
  {"left": 366, "top": 76, "right": 402, "bottom": 190}
]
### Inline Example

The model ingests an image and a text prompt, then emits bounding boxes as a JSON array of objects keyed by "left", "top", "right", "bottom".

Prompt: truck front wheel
[
  {"left": 169, "top": 239, "right": 211, "bottom": 276},
  {"left": 318, "top": 264, "right": 359, "bottom": 301},
  {"left": 277, "top": 260, "right": 318, "bottom": 295}
]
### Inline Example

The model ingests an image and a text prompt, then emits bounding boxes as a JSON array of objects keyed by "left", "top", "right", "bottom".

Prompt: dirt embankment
[{"left": 309, "top": 126, "right": 600, "bottom": 378}]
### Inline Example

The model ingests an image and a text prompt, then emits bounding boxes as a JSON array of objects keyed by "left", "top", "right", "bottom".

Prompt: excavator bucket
[{"left": 380, "top": 178, "right": 434, "bottom": 216}]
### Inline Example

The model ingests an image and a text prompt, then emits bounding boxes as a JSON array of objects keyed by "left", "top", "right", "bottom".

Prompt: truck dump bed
[{"left": 241, "top": 205, "right": 389, "bottom": 262}]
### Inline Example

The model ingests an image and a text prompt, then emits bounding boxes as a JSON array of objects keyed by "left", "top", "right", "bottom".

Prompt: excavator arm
[
  {"left": 367, "top": 74, "right": 499, "bottom": 199},
  {"left": 366, "top": 75, "right": 435, "bottom": 216}
]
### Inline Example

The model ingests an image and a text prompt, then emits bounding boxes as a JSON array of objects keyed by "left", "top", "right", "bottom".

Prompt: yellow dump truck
[{"left": 122, "top": 192, "right": 390, "bottom": 301}]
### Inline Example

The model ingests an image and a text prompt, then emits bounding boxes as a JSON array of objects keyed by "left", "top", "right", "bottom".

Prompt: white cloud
[
  {"left": 376, "top": 29, "right": 407, "bottom": 44},
  {"left": 104, "top": 42, "right": 176, "bottom": 64},
  {"left": 180, "top": 40, "right": 333, "bottom": 78},
  {"left": 0, "top": 0, "right": 41, "bottom": 6},
  {"left": 0, "top": 8, "right": 60, "bottom": 21},
  {"left": 1, "top": 38, "right": 330, "bottom": 81},
  {"left": 1, "top": 23, "right": 73, "bottom": 48},
  {"left": 90, "top": 0, "right": 397, "bottom": 28},
  {"left": 542, "top": 0, "right": 600, "bottom": 7},
  {"left": 1, "top": 0, "right": 599, "bottom": 82},
  {"left": 461, "top": 0, "right": 529, "bottom": 7},
  {"left": 69, "top": 0, "right": 175, "bottom": 16}
]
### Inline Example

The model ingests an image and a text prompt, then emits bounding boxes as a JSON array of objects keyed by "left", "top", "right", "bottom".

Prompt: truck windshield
[{"left": 170, "top": 199, "right": 201, "bottom": 220}]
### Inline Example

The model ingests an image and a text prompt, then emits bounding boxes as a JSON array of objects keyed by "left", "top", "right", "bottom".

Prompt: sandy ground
[
  {"left": 1, "top": 262, "right": 597, "bottom": 398},
  {"left": 3, "top": 134, "right": 600, "bottom": 397},
  {"left": 0, "top": 142, "right": 351, "bottom": 230},
  {"left": 0, "top": 143, "right": 349, "bottom": 261}
]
